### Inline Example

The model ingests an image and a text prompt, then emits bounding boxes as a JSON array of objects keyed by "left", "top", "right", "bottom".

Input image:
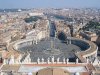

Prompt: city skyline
[{"left": 0, "top": 0, "right": 100, "bottom": 9}]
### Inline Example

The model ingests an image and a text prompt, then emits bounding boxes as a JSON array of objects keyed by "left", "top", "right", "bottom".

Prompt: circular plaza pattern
[{"left": 10, "top": 36, "right": 98, "bottom": 63}]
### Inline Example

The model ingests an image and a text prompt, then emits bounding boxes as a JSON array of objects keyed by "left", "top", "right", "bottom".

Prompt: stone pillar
[
  {"left": 76, "top": 58, "right": 79, "bottom": 64},
  {"left": 28, "top": 56, "right": 31, "bottom": 63},
  {"left": 69, "top": 40, "right": 71, "bottom": 44},
  {"left": 36, "top": 38, "right": 38, "bottom": 44},
  {"left": 42, "top": 58, "right": 44, "bottom": 64},
  {"left": 10, "top": 55, "right": 15, "bottom": 64},
  {"left": 47, "top": 57, "right": 50, "bottom": 64},
  {"left": 57, "top": 57, "right": 60, "bottom": 64},
  {"left": 86, "top": 58, "right": 89, "bottom": 63},
  {"left": 66, "top": 58, "right": 69, "bottom": 64},
  {"left": 51, "top": 56, "right": 54, "bottom": 64},
  {"left": 3, "top": 59, "right": 6, "bottom": 65},
  {"left": 37, "top": 57, "right": 40, "bottom": 64},
  {"left": 18, "top": 54, "right": 22, "bottom": 64},
  {"left": 63, "top": 58, "right": 66, "bottom": 64},
  {"left": 26, "top": 53, "right": 31, "bottom": 64}
]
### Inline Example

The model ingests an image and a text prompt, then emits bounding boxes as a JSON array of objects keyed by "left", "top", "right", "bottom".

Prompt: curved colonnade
[{"left": 7, "top": 37, "right": 98, "bottom": 63}]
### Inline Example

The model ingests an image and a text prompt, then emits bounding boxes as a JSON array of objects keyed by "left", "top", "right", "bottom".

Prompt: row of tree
[
  {"left": 24, "top": 16, "right": 42, "bottom": 23},
  {"left": 82, "top": 21, "right": 100, "bottom": 31}
]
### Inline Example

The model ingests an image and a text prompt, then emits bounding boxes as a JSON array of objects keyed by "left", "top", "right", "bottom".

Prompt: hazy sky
[{"left": 0, "top": 0, "right": 100, "bottom": 8}]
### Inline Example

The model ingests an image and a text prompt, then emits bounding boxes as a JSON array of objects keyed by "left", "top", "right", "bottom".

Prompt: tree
[{"left": 82, "top": 21, "right": 100, "bottom": 31}]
